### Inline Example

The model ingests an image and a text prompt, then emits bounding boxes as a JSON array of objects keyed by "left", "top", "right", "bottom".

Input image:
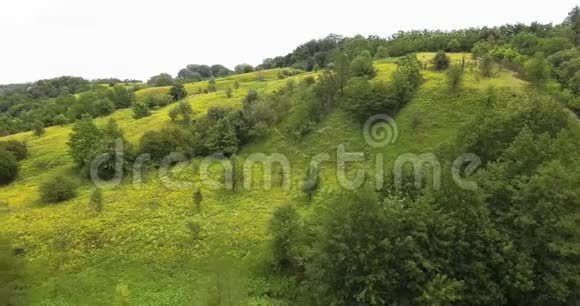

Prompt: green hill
[{"left": 0, "top": 52, "right": 552, "bottom": 304}]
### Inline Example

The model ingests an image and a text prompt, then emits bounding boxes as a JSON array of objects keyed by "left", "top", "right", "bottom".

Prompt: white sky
[{"left": 0, "top": 0, "right": 577, "bottom": 84}]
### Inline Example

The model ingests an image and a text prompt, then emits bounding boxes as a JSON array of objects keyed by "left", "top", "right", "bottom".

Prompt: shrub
[
  {"left": 39, "top": 175, "right": 78, "bottom": 203},
  {"left": 349, "top": 50, "right": 377, "bottom": 78},
  {"left": 0, "top": 140, "right": 27, "bottom": 161},
  {"left": 132, "top": 102, "right": 151, "bottom": 119},
  {"left": 446, "top": 65, "right": 464, "bottom": 94},
  {"left": 139, "top": 127, "right": 195, "bottom": 161},
  {"left": 432, "top": 50, "right": 450, "bottom": 70},
  {"left": 480, "top": 54, "right": 494, "bottom": 78},
  {"left": 169, "top": 83, "right": 187, "bottom": 101},
  {"left": 32, "top": 121, "right": 45, "bottom": 136},
  {"left": 0, "top": 149, "right": 18, "bottom": 185},
  {"left": 342, "top": 77, "right": 394, "bottom": 122},
  {"left": 225, "top": 87, "right": 233, "bottom": 98},
  {"left": 270, "top": 204, "right": 302, "bottom": 271}
]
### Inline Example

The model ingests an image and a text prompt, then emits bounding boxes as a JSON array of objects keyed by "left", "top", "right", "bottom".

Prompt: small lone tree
[
  {"left": 207, "top": 78, "right": 217, "bottom": 92},
  {"left": 169, "top": 83, "right": 187, "bottom": 101},
  {"left": 88, "top": 188, "right": 103, "bottom": 213},
  {"left": 32, "top": 121, "right": 45, "bottom": 136},
  {"left": 480, "top": 55, "right": 494, "bottom": 78},
  {"left": 432, "top": 50, "right": 450, "bottom": 70},
  {"left": 0, "top": 150, "right": 18, "bottom": 186},
  {"left": 446, "top": 65, "right": 464, "bottom": 94},
  {"left": 302, "top": 164, "right": 319, "bottom": 200},
  {"left": 230, "top": 156, "right": 243, "bottom": 191},
  {"left": 349, "top": 50, "right": 377, "bottom": 78},
  {"left": 193, "top": 188, "right": 203, "bottom": 214},
  {"left": 132, "top": 102, "right": 151, "bottom": 119},
  {"left": 233, "top": 80, "right": 240, "bottom": 90},
  {"left": 225, "top": 86, "right": 233, "bottom": 98}
]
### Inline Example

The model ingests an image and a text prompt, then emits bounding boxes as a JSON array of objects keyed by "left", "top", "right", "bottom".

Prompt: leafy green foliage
[
  {"left": 446, "top": 65, "right": 464, "bottom": 94},
  {"left": 342, "top": 77, "right": 393, "bottom": 122},
  {"left": 479, "top": 54, "right": 494, "bottom": 78},
  {"left": 390, "top": 54, "right": 422, "bottom": 107},
  {"left": 32, "top": 120, "right": 45, "bottom": 136},
  {"left": 0, "top": 140, "right": 27, "bottom": 161},
  {"left": 349, "top": 50, "right": 377, "bottom": 78},
  {"left": 270, "top": 204, "right": 302, "bottom": 272},
  {"left": 432, "top": 50, "right": 450, "bottom": 70},
  {"left": 0, "top": 149, "right": 18, "bottom": 185},
  {"left": 169, "top": 84, "right": 187, "bottom": 101},
  {"left": 39, "top": 174, "right": 78, "bottom": 203},
  {"left": 132, "top": 102, "right": 151, "bottom": 119},
  {"left": 525, "top": 53, "right": 551, "bottom": 88}
]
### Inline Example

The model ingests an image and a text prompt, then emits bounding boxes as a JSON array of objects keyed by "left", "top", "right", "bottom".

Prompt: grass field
[{"left": 0, "top": 54, "right": 530, "bottom": 305}]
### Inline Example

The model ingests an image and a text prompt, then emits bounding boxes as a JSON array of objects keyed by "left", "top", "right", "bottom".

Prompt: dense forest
[{"left": 0, "top": 5, "right": 579, "bottom": 306}]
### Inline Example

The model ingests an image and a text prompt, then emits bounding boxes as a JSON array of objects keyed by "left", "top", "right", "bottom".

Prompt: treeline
[
  {"left": 151, "top": 63, "right": 258, "bottom": 85},
  {"left": 0, "top": 83, "right": 137, "bottom": 136}
]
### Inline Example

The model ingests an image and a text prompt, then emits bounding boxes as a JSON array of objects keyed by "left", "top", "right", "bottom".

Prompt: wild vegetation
[{"left": 0, "top": 6, "right": 579, "bottom": 305}]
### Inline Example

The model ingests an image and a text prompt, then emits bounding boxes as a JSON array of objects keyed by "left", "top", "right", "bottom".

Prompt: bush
[
  {"left": 53, "top": 114, "right": 69, "bottom": 125},
  {"left": 0, "top": 149, "right": 18, "bottom": 185},
  {"left": 480, "top": 54, "right": 494, "bottom": 78},
  {"left": 432, "top": 50, "right": 450, "bottom": 70},
  {"left": 39, "top": 175, "right": 78, "bottom": 203},
  {"left": 132, "top": 102, "right": 151, "bottom": 119},
  {"left": 342, "top": 77, "right": 394, "bottom": 122},
  {"left": 169, "top": 83, "right": 187, "bottom": 101},
  {"left": 139, "top": 127, "right": 195, "bottom": 161},
  {"left": 349, "top": 50, "right": 377, "bottom": 78},
  {"left": 0, "top": 140, "right": 27, "bottom": 161},
  {"left": 446, "top": 65, "right": 464, "bottom": 94},
  {"left": 270, "top": 204, "right": 302, "bottom": 271}
]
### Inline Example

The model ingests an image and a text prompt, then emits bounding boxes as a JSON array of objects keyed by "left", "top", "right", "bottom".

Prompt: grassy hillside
[{"left": 0, "top": 53, "right": 533, "bottom": 304}]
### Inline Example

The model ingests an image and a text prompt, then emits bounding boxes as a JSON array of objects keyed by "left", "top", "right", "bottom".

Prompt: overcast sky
[{"left": 0, "top": 0, "right": 577, "bottom": 84}]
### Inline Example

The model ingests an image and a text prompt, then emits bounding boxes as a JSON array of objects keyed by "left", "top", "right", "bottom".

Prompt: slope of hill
[{"left": 0, "top": 53, "right": 543, "bottom": 304}]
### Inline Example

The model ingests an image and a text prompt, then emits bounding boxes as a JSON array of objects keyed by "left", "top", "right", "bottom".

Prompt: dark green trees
[
  {"left": 147, "top": 73, "right": 174, "bottom": 87},
  {"left": 342, "top": 77, "right": 392, "bottom": 122},
  {"left": 68, "top": 116, "right": 128, "bottom": 178},
  {"left": 205, "top": 116, "right": 239, "bottom": 157}
]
